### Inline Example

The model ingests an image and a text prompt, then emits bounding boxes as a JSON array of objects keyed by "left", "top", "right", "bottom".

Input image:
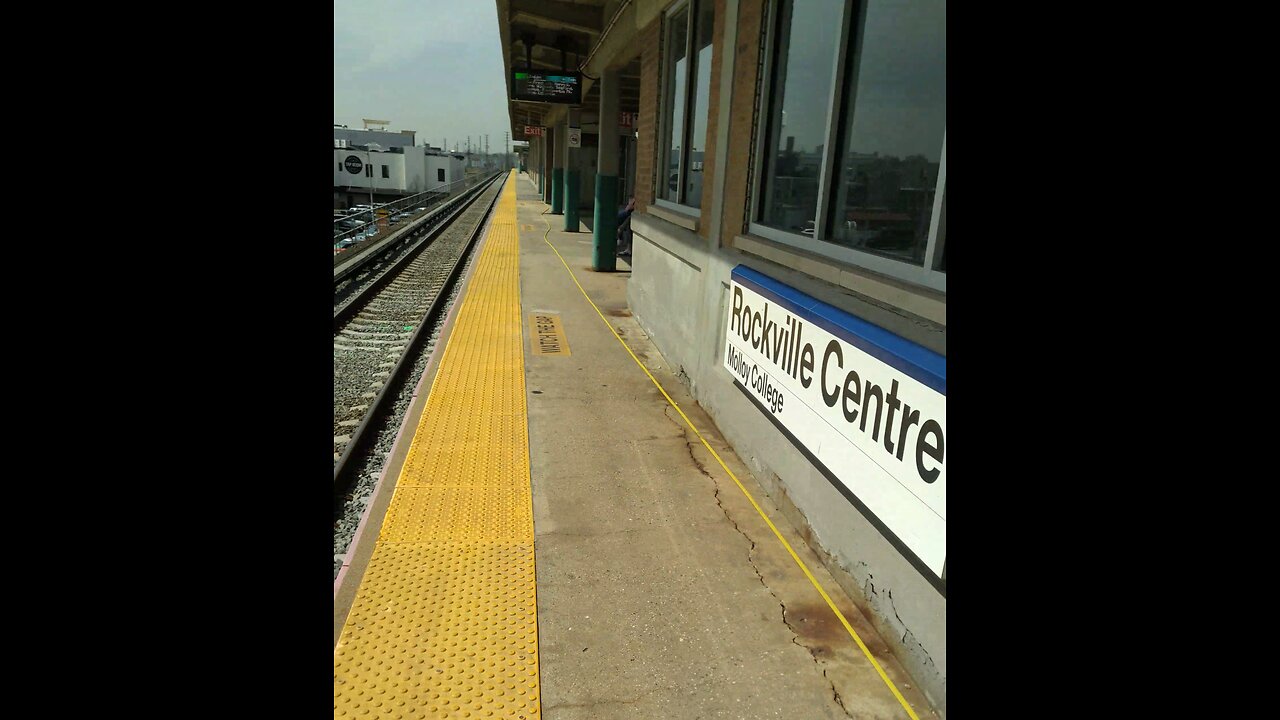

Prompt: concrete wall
[
  {"left": 334, "top": 149, "right": 406, "bottom": 194},
  {"left": 626, "top": 0, "right": 947, "bottom": 714},
  {"left": 334, "top": 149, "right": 466, "bottom": 195},
  {"left": 403, "top": 147, "right": 425, "bottom": 192},
  {"left": 424, "top": 155, "right": 463, "bottom": 192}
]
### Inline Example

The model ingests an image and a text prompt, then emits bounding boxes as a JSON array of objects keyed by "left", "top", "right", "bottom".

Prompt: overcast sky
[{"left": 334, "top": 0, "right": 513, "bottom": 153}]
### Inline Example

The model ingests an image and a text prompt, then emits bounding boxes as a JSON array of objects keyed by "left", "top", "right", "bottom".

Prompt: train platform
[{"left": 333, "top": 171, "right": 939, "bottom": 719}]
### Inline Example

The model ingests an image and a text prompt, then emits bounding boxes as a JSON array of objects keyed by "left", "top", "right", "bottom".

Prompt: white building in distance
[{"left": 333, "top": 133, "right": 464, "bottom": 208}]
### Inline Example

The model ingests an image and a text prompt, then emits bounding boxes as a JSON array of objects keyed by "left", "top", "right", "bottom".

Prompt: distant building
[
  {"left": 335, "top": 128, "right": 465, "bottom": 206},
  {"left": 333, "top": 126, "right": 417, "bottom": 150}
]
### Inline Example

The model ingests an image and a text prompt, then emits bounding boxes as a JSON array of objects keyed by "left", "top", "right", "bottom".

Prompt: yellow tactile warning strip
[
  {"left": 528, "top": 313, "right": 570, "bottom": 356},
  {"left": 335, "top": 172, "right": 540, "bottom": 719}
]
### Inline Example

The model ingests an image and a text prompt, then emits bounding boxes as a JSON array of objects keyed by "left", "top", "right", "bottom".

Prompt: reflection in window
[
  {"left": 759, "top": 0, "right": 843, "bottom": 234},
  {"left": 751, "top": 0, "right": 947, "bottom": 290},
  {"left": 659, "top": 0, "right": 715, "bottom": 209},
  {"left": 684, "top": 0, "right": 715, "bottom": 205},
  {"left": 933, "top": 188, "right": 945, "bottom": 273},
  {"left": 827, "top": 0, "right": 946, "bottom": 267},
  {"left": 662, "top": 9, "right": 689, "bottom": 199}
]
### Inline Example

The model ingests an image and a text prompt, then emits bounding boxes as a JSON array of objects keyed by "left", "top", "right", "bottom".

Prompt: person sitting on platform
[{"left": 616, "top": 196, "right": 635, "bottom": 261}]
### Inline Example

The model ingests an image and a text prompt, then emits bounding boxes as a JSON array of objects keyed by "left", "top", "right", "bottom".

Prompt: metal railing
[{"left": 332, "top": 175, "right": 489, "bottom": 251}]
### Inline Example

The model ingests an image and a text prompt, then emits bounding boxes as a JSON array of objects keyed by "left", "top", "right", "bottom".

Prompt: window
[
  {"left": 381, "top": 165, "right": 389, "bottom": 178},
  {"left": 658, "top": 0, "right": 715, "bottom": 210},
  {"left": 366, "top": 165, "right": 373, "bottom": 178},
  {"left": 438, "top": 168, "right": 445, "bottom": 182},
  {"left": 754, "top": 0, "right": 946, "bottom": 292},
  {"left": 338, "top": 162, "right": 342, "bottom": 172}
]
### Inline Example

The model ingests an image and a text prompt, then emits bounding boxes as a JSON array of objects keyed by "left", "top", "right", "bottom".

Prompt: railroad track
[
  {"left": 333, "top": 174, "right": 505, "bottom": 509},
  {"left": 334, "top": 173, "right": 502, "bottom": 314}
]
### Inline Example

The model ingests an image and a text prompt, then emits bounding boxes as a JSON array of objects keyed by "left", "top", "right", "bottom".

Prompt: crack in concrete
[
  {"left": 887, "top": 588, "right": 937, "bottom": 672},
  {"left": 664, "top": 403, "right": 853, "bottom": 719},
  {"left": 825, "top": 668, "right": 852, "bottom": 717}
]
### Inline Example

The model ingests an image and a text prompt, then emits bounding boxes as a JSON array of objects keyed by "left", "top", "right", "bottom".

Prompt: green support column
[
  {"left": 550, "top": 168, "right": 563, "bottom": 214},
  {"left": 593, "top": 68, "right": 622, "bottom": 271},
  {"left": 593, "top": 175, "right": 619, "bottom": 270},
  {"left": 563, "top": 169, "right": 580, "bottom": 231},
  {"left": 543, "top": 158, "right": 551, "bottom": 203}
]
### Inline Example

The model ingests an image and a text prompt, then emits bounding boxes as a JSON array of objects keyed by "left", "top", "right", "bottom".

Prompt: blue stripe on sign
[{"left": 732, "top": 265, "right": 946, "bottom": 396}]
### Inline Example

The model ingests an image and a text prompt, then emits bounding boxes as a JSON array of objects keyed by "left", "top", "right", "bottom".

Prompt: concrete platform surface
[{"left": 516, "top": 175, "right": 938, "bottom": 720}]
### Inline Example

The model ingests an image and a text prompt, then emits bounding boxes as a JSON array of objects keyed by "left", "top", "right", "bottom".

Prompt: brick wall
[
  {"left": 720, "top": 0, "right": 765, "bottom": 248},
  {"left": 635, "top": 17, "right": 662, "bottom": 214}
]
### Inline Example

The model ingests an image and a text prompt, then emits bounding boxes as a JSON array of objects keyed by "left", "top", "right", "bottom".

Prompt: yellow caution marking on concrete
[
  {"left": 529, "top": 313, "right": 571, "bottom": 356},
  {"left": 539, "top": 211, "right": 923, "bottom": 720},
  {"left": 335, "top": 171, "right": 540, "bottom": 718}
]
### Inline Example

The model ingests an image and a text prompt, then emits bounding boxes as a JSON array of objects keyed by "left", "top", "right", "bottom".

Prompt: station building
[
  {"left": 499, "top": 0, "right": 946, "bottom": 712},
  {"left": 333, "top": 127, "right": 466, "bottom": 208}
]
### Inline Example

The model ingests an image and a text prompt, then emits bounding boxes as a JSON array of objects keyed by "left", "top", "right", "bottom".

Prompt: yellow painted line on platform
[
  {"left": 529, "top": 313, "right": 570, "bottom": 356},
  {"left": 538, "top": 211, "right": 923, "bottom": 720},
  {"left": 335, "top": 172, "right": 541, "bottom": 718}
]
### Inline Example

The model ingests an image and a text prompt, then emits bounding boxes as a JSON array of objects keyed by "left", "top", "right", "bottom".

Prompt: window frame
[
  {"left": 749, "top": 0, "right": 947, "bottom": 294},
  {"left": 655, "top": 0, "right": 712, "bottom": 215}
]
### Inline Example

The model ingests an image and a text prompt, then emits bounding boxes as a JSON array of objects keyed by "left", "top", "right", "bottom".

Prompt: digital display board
[{"left": 511, "top": 70, "right": 582, "bottom": 104}]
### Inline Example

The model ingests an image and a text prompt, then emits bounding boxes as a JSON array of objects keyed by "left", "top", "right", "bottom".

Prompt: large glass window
[
  {"left": 827, "top": 1, "right": 946, "bottom": 267},
  {"left": 685, "top": 0, "right": 715, "bottom": 204},
  {"left": 754, "top": 0, "right": 947, "bottom": 291},
  {"left": 662, "top": 10, "right": 688, "bottom": 200},
  {"left": 759, "top": 0, "right": 843, "bottom": 235},
  {"left": 659, "top": 0, "right": 715, "bottom": 209}
]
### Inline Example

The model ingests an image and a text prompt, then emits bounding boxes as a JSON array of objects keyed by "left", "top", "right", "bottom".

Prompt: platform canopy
[{"left": 496, "top": 0, "right": 642, "bottom": 139}]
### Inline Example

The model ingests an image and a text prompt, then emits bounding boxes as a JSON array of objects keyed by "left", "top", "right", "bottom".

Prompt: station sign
[
  {"left": 724, "top": 265, "right": 947, "bottom": 595},
  {"left": 524, "top": 126, "right": 545, "bottom": 137},
  {"left": 511, "top": 70, "right": 582, "bottom": 105},
  {"left": 619, "top": 112, "right": 638, "bottom": 128}
]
